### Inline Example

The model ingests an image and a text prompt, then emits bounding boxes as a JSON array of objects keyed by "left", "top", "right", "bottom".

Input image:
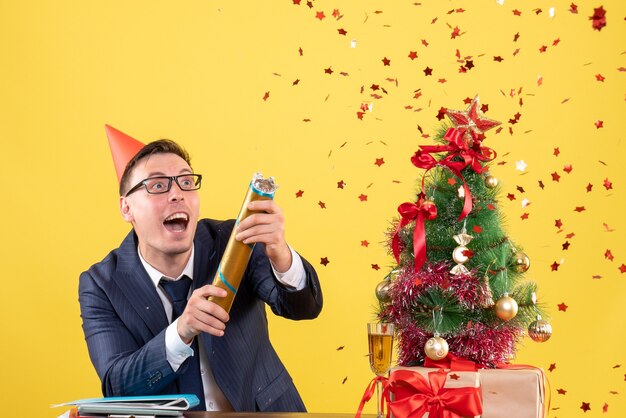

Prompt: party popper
[{"left": 208, "top": 173, "right": 277, "bottom": 313}]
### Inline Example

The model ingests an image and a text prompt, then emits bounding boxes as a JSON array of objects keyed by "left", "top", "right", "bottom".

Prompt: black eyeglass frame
[{"left": 124, "top": 174, "right": 203, "bottom": 197}]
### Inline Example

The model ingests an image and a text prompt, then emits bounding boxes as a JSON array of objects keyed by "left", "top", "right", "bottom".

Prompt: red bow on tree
[
  {"left": 391, "top": 195, "right": 437, "bottom": 272},
  {"left": 411, "top": 128, "right": 496, "bottom": 221}
]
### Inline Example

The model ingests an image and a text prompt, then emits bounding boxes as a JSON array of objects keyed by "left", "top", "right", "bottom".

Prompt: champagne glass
[{"left": 367, "top": 322, "right": 394, "bottom": 418}]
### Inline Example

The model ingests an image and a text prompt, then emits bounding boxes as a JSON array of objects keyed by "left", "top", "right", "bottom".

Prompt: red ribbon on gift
[
  {"left": 355, "top": 375, "right": 389, "bottom": 418},
  {"left": 411, "top": 128, "right": 496, "bottom": 221},
  {"left": 391, "top": 197, "right": 438, "bottom": 272},
  {"left": 424, "top": 353, "right": 480, "bottom": 371},
  {"left": 387, "top": 369, "right": 482, "bottom": 418}
]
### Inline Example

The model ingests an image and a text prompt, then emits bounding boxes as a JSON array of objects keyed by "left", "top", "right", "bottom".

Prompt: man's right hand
[{"left": 177, "top": 285, "right": 230, "bottom": 344}]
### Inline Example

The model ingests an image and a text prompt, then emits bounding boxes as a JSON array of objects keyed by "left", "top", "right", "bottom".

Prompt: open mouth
[{"left": 163, "top": 212, "right": 189, "bottom": 233}]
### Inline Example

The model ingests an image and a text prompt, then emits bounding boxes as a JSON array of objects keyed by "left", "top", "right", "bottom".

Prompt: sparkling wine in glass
[{"left": 367, "top": 322, "right": 394, "bottom": 418}]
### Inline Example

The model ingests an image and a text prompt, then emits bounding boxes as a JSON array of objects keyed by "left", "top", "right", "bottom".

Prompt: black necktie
[{"left": 159, "top": 276, "right": 206, "bottom": 411}]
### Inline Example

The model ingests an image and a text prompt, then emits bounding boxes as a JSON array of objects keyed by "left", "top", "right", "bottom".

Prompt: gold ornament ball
[
  {"left": 511, "top": 251, "right": 531, "bottom": 273},
  {"left": 375, "top": 280, "right": 391, "bottom": 303},
  {"left": 424, "top": 336, "right": 449, "bottom": 361},
  {"left": 528, "top": 317, "right": 552, "bottom": 342},
  {"left": 495, "top": 294, "right": 518, "bottom": 321},
  {"left": 485, "top": 175, "right": 499, "bottom": 188},
  {"left": 452, "top": 245, "right": 470, "bottom": 264}
]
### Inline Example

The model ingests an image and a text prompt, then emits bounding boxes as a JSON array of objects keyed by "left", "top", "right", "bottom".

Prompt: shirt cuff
[
  {"left": 165, "top": 319, "right": 193, "bottom": 372},
  {"left": 271, "top": 246, "right": 306, "bottom": 291}
]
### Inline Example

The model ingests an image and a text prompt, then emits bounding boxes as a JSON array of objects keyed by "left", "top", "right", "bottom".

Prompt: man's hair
[{"left": 119, "top": 139, "right": 192, "bottom": 196}]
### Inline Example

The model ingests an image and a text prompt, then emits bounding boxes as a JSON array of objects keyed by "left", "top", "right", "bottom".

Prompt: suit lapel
[
  {"left": 113, "top": 230, "right": 169, "bottom": 336},
  {"left": 193, "top": 223, "right": 219, "bottom": 355}
]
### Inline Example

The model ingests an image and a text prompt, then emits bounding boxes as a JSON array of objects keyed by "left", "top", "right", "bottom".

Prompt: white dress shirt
[{"left": 138, "top": 244, "right": 306, "bottom": 411}]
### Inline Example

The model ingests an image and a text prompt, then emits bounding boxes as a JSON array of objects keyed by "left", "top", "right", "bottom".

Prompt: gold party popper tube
[{"left": 208, "top": 173, "right": 277, "bottom": 313}]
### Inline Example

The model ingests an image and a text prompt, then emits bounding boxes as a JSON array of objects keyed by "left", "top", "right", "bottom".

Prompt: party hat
[{"left": 105, "top": 124, "right": 145, "bottom": 183}]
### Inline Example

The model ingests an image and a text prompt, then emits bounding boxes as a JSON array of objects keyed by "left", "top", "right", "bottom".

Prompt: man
[{"left": 79, "top": 126, "right": 323, "bottom": 412}]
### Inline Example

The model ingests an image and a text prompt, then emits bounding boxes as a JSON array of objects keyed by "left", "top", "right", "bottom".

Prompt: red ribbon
[
  {"left": 387, "top": 369, "right": 483, "bottom": 418},
  {"left": 355, "top": 376, "right": 389, "bottom": 418},
  {"left": 424, "top": 353, "right": 479, "bottom": 371},
  {"left": 391, "top": 198, "right": 438, "bottom": 272},
  {"left": 411, "top": 128, "right": 496, "bottom": 221}
]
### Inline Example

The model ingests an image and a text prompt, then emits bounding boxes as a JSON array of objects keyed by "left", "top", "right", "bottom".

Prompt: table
[{"left": 184, "top": 413, "right": 372, "bottom": 418}]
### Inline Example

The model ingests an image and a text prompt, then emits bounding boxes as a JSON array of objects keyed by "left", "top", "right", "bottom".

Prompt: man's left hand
[{"left": 235, "top": 200, "right": 292, "bottom": 272}]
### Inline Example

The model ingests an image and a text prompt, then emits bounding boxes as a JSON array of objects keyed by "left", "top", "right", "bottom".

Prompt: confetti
[
  {"left": 580, "top": 402, "right": 590, "bottom": 412},
  {"left": 515, "top": 160, "right": 527, "bottom": 171},
  {"left": 603, "top": 178, "right": 613, "bottom": 190},
  {"left": 361, "top": 240, "right": 370, "bottom": 247},
  {"left": 358, "top": 194, "right": 368, "bottom": 202},
  {"left": 295, "top": 190, "right": 304, "bottom": 198},
  {"left": 605, "top": 250, "right": 614, "bottom": 261},
  {"left": 589, "top": 6, "right": 606, "bottom": 31},
  {"left": 320, "top": 257, "right": 330, "bottom": 266},
  {"left": 558, "top": 302, "right": 568, "bottom": 311}
]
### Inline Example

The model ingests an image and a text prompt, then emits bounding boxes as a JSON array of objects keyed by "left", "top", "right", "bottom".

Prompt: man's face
[{"left": 119, "top": 153, "right": 200, "bottom": 263}]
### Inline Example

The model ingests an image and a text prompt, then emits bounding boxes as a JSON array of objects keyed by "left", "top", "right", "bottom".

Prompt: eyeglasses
[{"left": 125, "top": 174, "right": 203, "bottom": 197}]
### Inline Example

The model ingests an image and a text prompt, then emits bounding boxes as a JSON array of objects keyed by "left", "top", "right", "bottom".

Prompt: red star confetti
[
  {"left": 315, "top": 11, "right": 325, "bottom": 20},
  {"left": 506, "top": 193, "right": 516, "bottom": 201},
  {"left": 539, "top": 45, "right": 547, "bottom": 53},
  {"left": 324, "top": 67, "right": 333, "bottom": 75},
  {"left": 586, "top": 183, "right": 593, "bottom": 192},
  {"left": 558, "top": 302, "right": 568, "bottom": 311},
  {"left": 603, "top": 404, "right": 608, "bottom": 413},
  {"left": 553, "top": 147, "right": 560, "bottom": 156},
  {"left": 318, "top": 201, "right": 326, "bottom": 209},
  {"left": 551, "top": 261, "right": 560, "bottom": 271},
  {"left": 566, "top": 232, "right": 576, "bottom": 239},
  {"left": 619, "top": 264, "right": 626, "bottom": 273},
  {"left": 421, "top": 39, "right": 429, "bottom": 47},
  {"left": 436, "top": 107, "right": 447, "bottom": 120},
  {"left": 320, "top": 257, "right": 330, "bottom": 266},
  {"left": 563, "top": 164, "right": 573, "bottom": 173},
  {"left": 423, "top": 67, "right": 433, "bottom": 76},
  {"left": 603, "top": 223, "right": 615, "bottom": 232},
  {"left": 516, "top": 186, "right": 525, "bottom": 193},
  {"left": 408, "top": 51, "right": 418, "bottom": 60},
  {"left": 337, "top": 28, "right": 347, "bottom": 36},
  {"left": 552, "top": 38, "right": 561, "bottom": 46},
  {"left": 472, "top": 225, "right": 483, "bottom": 234},
  {"left": 595, "top": 74, "right": 605, "bottom": 82},
  {"left": 569, "top": 3, "right": 578, "bottom": 13},
  {"left": 382, "top": 57, "right": 391, "bottom": 66},
  {"left": 574, "top": 206, "right": 586, "bottom": 212},
  {"left": 361, "top": 240, "right": 369, "bottom": 247},
  {"left": 371, "top": 264, "right": 380, "bottom": 270},
  {"left": 512, "top": 9, "right": 522, "bottom": 16},
  {"left": 520, "top": 213, "right": 529, "bottom": 220},
  {"left": 551, "top": 172, "right": 560, "bottom": 182},
  {"left": 295, "top": 190, "right": 304, "bottom": 198},
  {"left": 332, "top": 9, "right": 341, "bottom": 19},
  {"left": 589, "top": 6, "right": 606, "bottom": 31},
  {"left": 292, "top": 0, "right": 301, "bottom": 4},
  {"left": 374, "top": 158, "right": 385, "bottom": 167},
  {"left": 562, "top": 241, "right": 570, "bottom": 250},
  {"left": 548, "top": 363, "right": 557, "bottom": 372},
  {"left": 595, "top": 120, "right": 604, "bottom": 129},
  {"left": 337, "top": 180, "right": 346, "bottom": 189},
  {"left": 555, "top": 219, "right": 563, "bottom": 229},
  {"left": 451, "top": 26, "right": 461, "bottom": 39},
  {"left": 493, "top": 56, "right": 503, "bottom": 62},
  {"left": 513, "top": 32, "right": 520, "bottom": 42},
  {"left": 538, "top": 180, "right": 545, "bottom": 189},
  {"left": 557, "top": 388, "right": 567, "bottom": 395},
  {"left": 580, "top": 402, "right": 590, "bottom": 412},
  {"left": 603, "top": 178, "right": 613, "bottom": 190},
  {"left": 358, "top": 194, "right": 368, "bottom": 202}
]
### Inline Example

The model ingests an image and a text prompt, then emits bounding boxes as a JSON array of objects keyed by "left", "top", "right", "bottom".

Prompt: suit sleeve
[
  {"left": 79, "top": 270, "right": 177, "bottom": 397},
  {"left": 245, "top": 243, "right": 323, "bottom": 320}
]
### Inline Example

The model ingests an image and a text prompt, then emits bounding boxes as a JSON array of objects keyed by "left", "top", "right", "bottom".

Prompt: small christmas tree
[{"left": 377, "top": 96, "right": 552, "bottom": 368}]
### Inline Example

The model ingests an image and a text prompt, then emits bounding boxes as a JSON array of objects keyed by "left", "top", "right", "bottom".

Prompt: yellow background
[{"left": 1, "top": 1, "right": 624, "bottom": 417}]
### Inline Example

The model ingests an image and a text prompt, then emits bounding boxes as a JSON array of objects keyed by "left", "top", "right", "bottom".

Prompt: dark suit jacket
[{"left": 79, "top": 219, "right": 323, "bottom": 412}]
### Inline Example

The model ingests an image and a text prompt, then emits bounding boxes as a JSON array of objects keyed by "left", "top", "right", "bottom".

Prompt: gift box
[
  {"left": 388, "top": 366, "right": 482, "bottom": 418},
  {"left": 389, "top": 365, "right": 546, "bottom": 418},
  {"left": 479, "top": 367, "right": 546, "bottom": 418}
]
